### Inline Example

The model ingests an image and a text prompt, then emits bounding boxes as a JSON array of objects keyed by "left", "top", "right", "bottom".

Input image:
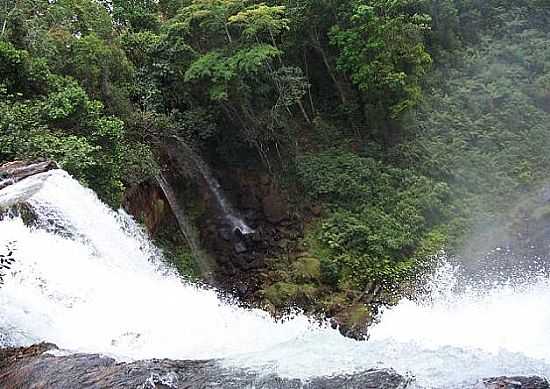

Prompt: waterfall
[
  {"left": 1, "top": 170, "right": 550, "bottom": 388},
  {"left": 166, "top": 136, "right": 254, "bottom": 235},
  {"left": 0, "top": 171, "right": 52, "bottom": 210},
  {"left": 156, "top": 173, "right": 216, "bottom": 279}
]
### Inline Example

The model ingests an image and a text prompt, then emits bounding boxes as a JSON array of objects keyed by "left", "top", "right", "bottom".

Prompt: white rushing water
[{"left": 1, "top": 170, "right": 550, "bottom": 388}]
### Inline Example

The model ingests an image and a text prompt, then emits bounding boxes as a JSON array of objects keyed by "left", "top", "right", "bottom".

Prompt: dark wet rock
[
  {"left": 331, "top": 304, "right": 373, "bottom": 341},
  {"left": 0, "top": 160, "right": 58, "bottom": 191},
  {"left": 240, "top": 190, "right": 262, "bottom": 211},
  {"left": 219, "top": 228, "right": 233, "bottom": 241},
  {"left": 0, "top": 202, "right": 38, "bottom": 225},
  {"left": 479, "top": 376, "right": 550, "bottom": 389},
  {"left": 0, "top": 344, "right": 408, "bottom": 389},
  {"left": 262, "top": 188, "right": 288, "bottom": 224},
  {"left": 234, "top": 242, "right": 248, "bottom": 254}
]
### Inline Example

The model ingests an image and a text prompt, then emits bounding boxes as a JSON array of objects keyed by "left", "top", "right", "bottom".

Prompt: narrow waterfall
[
  {"left": 1, "top": 170, "right": 550, "bottom": 388},
  {"left": 166, "top": 136, "right": 254, "bottom": 235},
  {"left": 156, "top": 173, "right": 217, "bottom": 279}
]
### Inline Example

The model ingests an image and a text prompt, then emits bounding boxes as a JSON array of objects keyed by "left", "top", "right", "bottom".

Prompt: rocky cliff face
[
  {"left": 122, "top": 160, "right": 309, "bottom": 302},
  {"left": 121, "top": 161, "right": 376, "bottom": 340},
  {"left": 123, "top": 181, "right": 170, "bottom": 236}
]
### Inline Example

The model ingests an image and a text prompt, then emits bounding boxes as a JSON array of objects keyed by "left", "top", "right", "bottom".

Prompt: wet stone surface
[
  {"left": 2, "top": 344, "right": 550, "bottom": 389},
  {"left": 0, "top": 344, "right": 407, "bottom": 389}
]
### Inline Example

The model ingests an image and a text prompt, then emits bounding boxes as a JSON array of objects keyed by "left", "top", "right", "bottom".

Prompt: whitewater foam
[{"left": 1, "top": 170, "right": 550, "bottom": 388}]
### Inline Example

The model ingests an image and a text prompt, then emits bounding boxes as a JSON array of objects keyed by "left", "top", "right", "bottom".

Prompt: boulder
[{"left": 262, "top": 187, "right": 288, "bottom": 224}]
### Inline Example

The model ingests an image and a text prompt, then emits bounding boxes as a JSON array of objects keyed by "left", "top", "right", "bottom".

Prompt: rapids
[{"left": 1, "top": 170, "right": 549, "bottom": 388}]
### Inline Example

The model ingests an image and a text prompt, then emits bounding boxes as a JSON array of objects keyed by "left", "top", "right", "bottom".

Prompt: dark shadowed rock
[
  {"left": 0, "top": 344, "right": 408, "bottom": 389},
  {"left": 262, "top": 187, "right": 288, "bottom": 224},
  {"left": 234, "top": 242, "right": 248, "bottom": 254}
]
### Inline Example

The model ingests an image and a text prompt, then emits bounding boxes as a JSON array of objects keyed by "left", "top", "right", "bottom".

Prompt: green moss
[
  {"left": 299, "top": 283, "right": 319, "bottom": 300},
  {"left": 170, "top": 246, "right": 201, "bottom": 279},
  {"left": 291, "top": 257, "right": 321, "bottom": 282},
  {"left": 154, "top": 226, "right": 201, "bottom": 280},
  {"left": 263, "top": 282, "right": 300, "bottom": 307},
  {"left": 347, "top": 305, "right": 371, "bottom": 327}
]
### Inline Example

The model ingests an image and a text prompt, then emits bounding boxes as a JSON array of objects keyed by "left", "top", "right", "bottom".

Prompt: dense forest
[{"left": 2, "top": 0, "right": 550, "bottom": 337}]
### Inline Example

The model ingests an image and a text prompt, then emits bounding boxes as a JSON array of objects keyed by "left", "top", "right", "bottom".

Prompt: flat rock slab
[{"left": 0, "top": 343, "right": 406, "bottom": 389}]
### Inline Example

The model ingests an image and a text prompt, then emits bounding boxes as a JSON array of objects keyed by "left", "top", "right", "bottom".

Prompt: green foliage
[
  {"left": 113, "top": 0, "right": 161, "bottom": 32},
  {"left": 228, "top": 4, "right": 289, "bottom": 39},
  {"left": 329, "top": 0, "right": 432, "bottom": 117},
  {"left": 3, "top": 0, "right": 549, "bottom": 320},
  {"left": 0, "top": 41, "right": 50, "bottom": 96},
  {"left": 0, "top": 41, "right": 129, "bottom": 205},
  {"left": 2, "top": 0, "right": 133, "bottom": 115},
  {"left": 398, "top": 6, "right": 550, "bottom": 249},
  {"left": 298, "top": 151, "right": 448, "bottom": 288},
  {"left": 169, "top": 246, "right": 201, "bottom": 279}
]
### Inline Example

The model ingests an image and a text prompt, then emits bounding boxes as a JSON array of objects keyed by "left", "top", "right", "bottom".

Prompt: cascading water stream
[
  {"left": 1, "top": 170, "right": 550, "bottom": 388},
  {"left": 167, "top": 137, "right": 254, "bottom": 235},
  {"left": 156, "top": 173, "right": 216, "bottom": 279}
]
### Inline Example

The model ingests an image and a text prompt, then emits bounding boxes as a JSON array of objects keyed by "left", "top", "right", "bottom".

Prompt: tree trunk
[
  {"left": 297, "top": 99, "right": 311, "bottom": 124},
  {"left": 303, "top": 49, "right": 316, "bottom": 115},
  {"left": 224, "top": 24, "right": 233, "bottom": 43},
  {"left": 309, "top": 30, "right": 348, "bottom": 106}
]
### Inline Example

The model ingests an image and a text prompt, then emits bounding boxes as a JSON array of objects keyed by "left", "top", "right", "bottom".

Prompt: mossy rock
[
  {"left": 263, "top": 282, "right": 300, "bottom": 307},
  {"left": 263, "top": 281, "right": 320, "bottom": 308},
  {"left": 299, "top": 283, "right": 319, "bottom": 300},
  {"left": 347, "top": 304, "right": 371, "bottom": 326},
  {"left": 337, "top": 304, "right": 373, "bottom": 340},
  {"left": 291, "top": 257, "right": 321, "bottom": 282}
]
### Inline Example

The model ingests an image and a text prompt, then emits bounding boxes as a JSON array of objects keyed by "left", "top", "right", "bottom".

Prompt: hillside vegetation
[{"left": 1, "top": 0, "right": 549, "bottom": 335}]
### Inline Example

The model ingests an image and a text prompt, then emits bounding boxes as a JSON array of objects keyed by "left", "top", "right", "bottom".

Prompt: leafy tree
[
  {"left": 112, "top": 0, "right": 161, "bottom": 32},
  {"left": 165, "top": 0, "right": 308, "bottom": 166},
  {"left": 0, "top": 41, "right": 126, "bottom": 204},
  {"left": 329, "top": 0, "right": 432, "bottom": 118},
  {"left": 297, "top": 151, "right": 448, "bottom": 289}
]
